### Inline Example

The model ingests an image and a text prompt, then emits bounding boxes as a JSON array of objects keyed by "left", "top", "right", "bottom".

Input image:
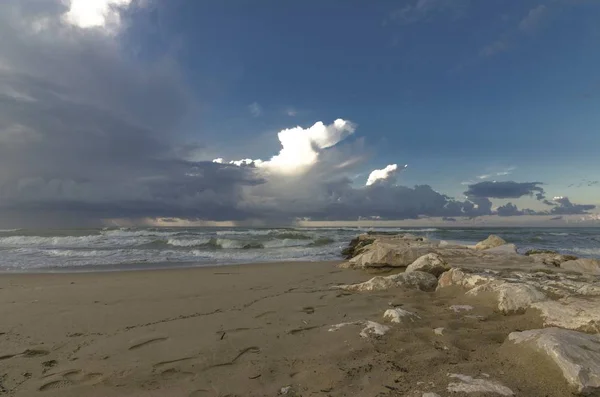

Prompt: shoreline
[{"left": 1, "top": 234, "right": 599, "bottom": 396}]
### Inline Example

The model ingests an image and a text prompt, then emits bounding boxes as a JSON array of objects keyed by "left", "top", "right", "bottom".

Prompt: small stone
[
  {"left": 383, "top": 308, "right": 420, "bottom": 323},
  {"left": 434, "top": 327, "right": 444, "bottom": 335}
]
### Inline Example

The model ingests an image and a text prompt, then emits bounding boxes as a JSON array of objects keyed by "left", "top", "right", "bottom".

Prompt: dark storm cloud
[
  {"left": 550, "top": 197, "right": 596, "bottom": 215},
  {"left": 464, "top": 181, "right": 546, "bottom": 200}
]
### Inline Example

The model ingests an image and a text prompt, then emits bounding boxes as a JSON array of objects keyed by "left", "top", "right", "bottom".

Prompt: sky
[{"left": 1, "top": 0, "right": 599, "bottom": 227}]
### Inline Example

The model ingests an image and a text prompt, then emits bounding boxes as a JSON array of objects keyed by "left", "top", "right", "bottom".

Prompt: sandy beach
[{"left": 0, "top": 253, "right": 583, "bottom": 397}]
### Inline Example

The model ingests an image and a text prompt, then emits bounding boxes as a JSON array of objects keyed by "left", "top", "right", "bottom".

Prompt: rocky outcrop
[
  {"left": 531, "top": 297, "right": 600, "bottom": 333},
  {"left": 508, "top": 328, "right": 600, "bottom": 395},
  {"left": 405, "top": 253, "right": 450, "bottom": 277},
  {"left": 437, "top": 268, "right": 497, "bottom": 290},
  {"left": 474, "top": 235, "right": 507, "bottom": 250},
  {"left": 341, "top": 234, "right": 375, "bottom": 259},
  {"left": 336, "top": 270, "right": 438, "bottom": 292},
  {"left": 561, "top": 258, "right": 600, "bottom": 275},
  {"left": 348, "top": 242, "right": 433, "bottom": 269}
]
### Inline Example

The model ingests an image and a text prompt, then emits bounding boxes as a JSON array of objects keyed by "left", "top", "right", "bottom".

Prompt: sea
[{"left": 0, "top": 227, "right": 599, "bottom": 272}]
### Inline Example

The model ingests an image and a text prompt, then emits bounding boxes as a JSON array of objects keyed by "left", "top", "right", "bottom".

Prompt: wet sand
[{"left": 0, "top": 261, "right": 572, "bottom": 396}]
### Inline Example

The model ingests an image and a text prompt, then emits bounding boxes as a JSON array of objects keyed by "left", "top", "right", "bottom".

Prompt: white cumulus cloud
[
  {"left": 64, "top": 0, "right": 133, "bottom": 29},
  {"left": 366, "top": 164, "right": 406, "bottom": 186},
  {"left": 214, "top": 119, "right": 356, "bottom": 175}
]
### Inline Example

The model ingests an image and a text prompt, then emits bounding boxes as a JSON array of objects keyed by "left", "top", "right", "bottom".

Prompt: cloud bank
[{"left": 0, "top": 0, "right": 596, "bottom": 228}]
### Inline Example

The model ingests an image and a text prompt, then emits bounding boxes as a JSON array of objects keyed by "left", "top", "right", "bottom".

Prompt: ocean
[{"left": 0, "top": 227, "right": 599, "bottom": 272}]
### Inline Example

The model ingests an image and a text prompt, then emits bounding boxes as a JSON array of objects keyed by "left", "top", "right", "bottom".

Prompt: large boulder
[
  {"left": 531, "top": 296, "right": 600, "bottom": 333},
  {"left": 405, "top": 253, "right": 450, "bottom": 277},
  {"left": 348, "top": 242, "right": 432, "bottom": 269},
  {"left": 560, "top": 258, "right": 600, "bottom": 275},
  {"left": 474, "top": 235, "right": 507, "bottom": 250},
  {"left": 466, "top": 281, "right": 547, "bottom": 314},
  {"left": 507, "top": 328, "right": 600, "bottom": 395}
]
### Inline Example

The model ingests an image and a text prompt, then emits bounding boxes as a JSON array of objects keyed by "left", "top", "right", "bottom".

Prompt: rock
[
  {"left": 335, "top": 275, "right": 398, "bottom": 292},
  {"left": 526, "top": 251, "right": 578, "bottom": 267},
  {"left": 434, "top": 327, "right": 444, "bottom": 335},
  {"left": 359, "top": 321, "right": 390, "bottom": 338},
  {"left": 447, "top": 374, "right": 514, "bottom": 395},
  {"left": 422, "top": 394, "right": 441, "bottom": 397},
  {"left": 531, "top": 297, "right": 600, "bottom": 333},
  {"left": 328, "top": 322, "right": 361, "bottom": 332},
  {"left": 474, "top": 235, "right": 507, "bottom": 250},
  {"left": 508, "top": 328, "right": 600, "bottom": 395},
  {"left": 437, "top": 268, "right": 498, "bottom": 290},
  {"left": 561, "top": 258, "right": 600, "bottom": 275},
  {"left": 349, "top": 242, "right": 431, "bottom": 269},
  {"left": 341, "top": 235, "right": 375, "bottom": 259},
  {"left": 336, "top": 271, "right": 437, "bottom": 292},
  {"left": 450, "top": 305, "right": 473, "bottom": 313},
  {"left": 484, "top": 244, "right": 518, "bottom": 255},
  {"left": 466, "top": 281, "right": 547, "bottom": 314},
  {"left": 405, "top": 253, "right": 450, "bottom": 277},
  {"left": 384, "top": 308, "right": 420, "bottom": 323},
  {"left": 396, "top": 271, "right": 438, "bottom": 292}
]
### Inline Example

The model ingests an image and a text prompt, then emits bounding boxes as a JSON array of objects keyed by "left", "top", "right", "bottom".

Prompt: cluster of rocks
[{"left": 336, "top": 233, "right": 600, "bottom": 395}]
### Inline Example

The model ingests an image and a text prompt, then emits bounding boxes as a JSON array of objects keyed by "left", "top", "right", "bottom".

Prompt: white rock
[
  {"left": 434, "top": 327, "right": 444, "bottom": 335},
  {"left": 336, "top": 271, "right": 437, "bottom": 292},
  {"left": 447, "top": 374, "right": 513, "bottom": 396},
  {"left": 349, "top": 242, "right": 431, "bottom": 268},
  {"left": 422, "top": 393, "right": 441, "bottom": 397},
  {"left": 384, "top": 308, "right": 420, "bottom": 323},
  {"left": 280, "top": 386, "right": 292, "bottom": 395},
  {"left": 335, "top": 275, "right": 398, "bottom": 292},
  {"left": 437, "top": 268, "right": 498, "bottom": 290},
  {"left": 531, "top": 297, "right": 600, "bottom": 333},
  {"left": 359, "top": 321, "right": 390, "bottom": 338},
  {"left": 466, "top": 281, "right": 547, "bottom": 314},
  {"left": 405, "top": 253, "right": 450, "bottom": 277},
  {"left": 508, "top": 328, "right": 600, "bottom": 395},
  {"left": 474, "top": 235, "right": 507, "bottom": 250},
  {"left": 561, "top": 258, "right": 600, "bottom": 275},
  {"left": 484, "top": 244, "right": 518, "bottom": 255},
  {"left": 450, "top": 305, "right": 474, "bottom": 313}
]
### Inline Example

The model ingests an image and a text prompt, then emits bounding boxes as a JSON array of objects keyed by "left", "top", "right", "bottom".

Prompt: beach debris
[
  {"left": 405, "top": 253, "right": 450, "bottom": 277},
  {"left": 508, "top": 328, "right": 600, "bottom": 395},
  {"left": 449, "top": 305, "right": 474, "bottom": 313},
  {"left": 383, "top": 308, "right": 420, "bottom": 323},
  {"left": 447, "top": 374, "right": 514, "bottom": 395},
  {"left": 474, "top": 235, "right": 507, "bottom": 250}
]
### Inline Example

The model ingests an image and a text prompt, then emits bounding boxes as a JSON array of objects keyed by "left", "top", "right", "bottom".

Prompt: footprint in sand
[
  {"left": 128, "top": 336, "right": 169, "bottom": 351},
  {"left": 38, "top": 370, "right": 103, "bottom": 391}
]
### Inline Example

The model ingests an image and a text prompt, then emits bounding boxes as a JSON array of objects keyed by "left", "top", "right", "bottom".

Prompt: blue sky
[
  {"left": 126, "top": 0, "right": 600, "bottom": 203},
  {"left": 0, "top": 0, "right": 599, "bottom": 226}
]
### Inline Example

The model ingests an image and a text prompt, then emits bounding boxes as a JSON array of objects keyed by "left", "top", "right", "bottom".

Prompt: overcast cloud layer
[{"left": 0, "top": 1, "right": 596, "bottom": 227}]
